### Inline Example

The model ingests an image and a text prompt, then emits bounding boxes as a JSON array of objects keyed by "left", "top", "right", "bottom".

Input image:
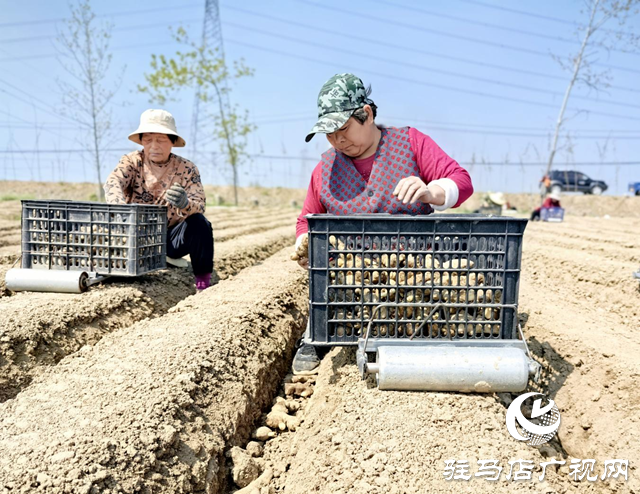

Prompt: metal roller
[
  {"left": 373, "top": 345, "right": 531, "bottom": 392},
  {"left": 5, "top": 269, "right": 89, "bottom": 294}
]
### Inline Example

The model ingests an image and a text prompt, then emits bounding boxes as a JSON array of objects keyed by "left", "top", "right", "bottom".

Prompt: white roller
[
  {"left": 376, "top": 345, "right": 530, "bottom": 392},
  {"left": 5, "top": 269, "right": 89, "bottom": 294}
]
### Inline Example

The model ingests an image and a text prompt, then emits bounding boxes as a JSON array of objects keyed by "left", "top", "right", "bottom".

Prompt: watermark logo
[{"left": 506, "top": 392, "right": 561, "bottom": 446}]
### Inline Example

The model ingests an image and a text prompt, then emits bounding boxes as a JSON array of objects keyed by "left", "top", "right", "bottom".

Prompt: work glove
[
  {"left": 165, "top": 183, "right": 189, "bottom": 209},
  {"left": 291, "top": 233, "right": 309, "bottom": 269}
]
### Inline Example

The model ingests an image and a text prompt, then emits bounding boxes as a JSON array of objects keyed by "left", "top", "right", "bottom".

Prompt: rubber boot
[{"left": 292, "top": 343, "right": 320, "bottom": 375}]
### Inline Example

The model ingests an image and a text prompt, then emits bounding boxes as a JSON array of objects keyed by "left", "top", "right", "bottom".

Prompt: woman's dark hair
[
  {"left": 139, "top": 133, "right": 178, "bottom": 144},
  {"left": 352, "top": 85, "right": 377, "bottom": 124}
]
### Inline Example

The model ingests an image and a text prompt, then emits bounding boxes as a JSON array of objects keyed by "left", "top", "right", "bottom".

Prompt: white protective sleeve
[{"left": 428, "top": 178, "right": 459, "bottom": 211}]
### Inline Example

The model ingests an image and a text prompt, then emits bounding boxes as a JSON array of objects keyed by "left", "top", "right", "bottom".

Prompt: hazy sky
[{"left": 1, "top": 0, "right": 639, "bottom": 194}]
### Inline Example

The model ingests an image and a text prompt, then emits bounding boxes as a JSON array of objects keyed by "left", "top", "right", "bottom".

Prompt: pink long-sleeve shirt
[{"left": 296, "top": 127, "right": 473, "bottom": 237}]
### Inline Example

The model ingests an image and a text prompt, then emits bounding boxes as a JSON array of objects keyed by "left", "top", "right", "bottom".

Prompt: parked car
[
  {"left": 629, "top": 182, "right": 640, "bottom": 196},
  {"left": 540, "top": 170, "right": 608, "bottom": 195}
]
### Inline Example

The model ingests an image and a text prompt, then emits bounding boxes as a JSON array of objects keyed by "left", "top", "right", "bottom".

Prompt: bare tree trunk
[
  {"left": 90, "top": 84, "right": 103, "bottom": 200},
  {"left": 83, "top": 12, "right": 105, "bottom": 201},
  {"left": 92, "top": 125, "right": 103, "bottom": 201},
  {"left": 210, "top": 78, "right": 238, "bottom": 206},
  {"left": 232, "top": 155, "right": 238, "bottom": 206},
  {"left": 545, "top": 0, "right": 600, "bottom": 177}
]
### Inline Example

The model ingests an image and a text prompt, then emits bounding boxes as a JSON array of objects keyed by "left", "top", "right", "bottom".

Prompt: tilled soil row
[
  {"left": 212, "top": 208, "right": 296, "bottom": 230},
  {"left": 524, "top": 244, "right": 638, "bottom": 322},
  {"left": 0, "top": 264, "right": 14, "bottom": 297},
  {"left": 214, "top": 216, "right": 297, "bottom": 243},
  {"left": 0, "top": 232, "right": 20, "bottom": 249},
  {"left": 518, "top": 218, "right": 639, "bottom": 484},
  {"left": 0, "top": 248, "right": 307, "bottom": 494},
  {"left": 528, "top": 222, "right": 639, "bottom": 264},
  {"left": 252, "top": 348, "right": 614, "bottom": 494},
  {"left": 0, "top": 209, "right": 299, "bottom": 298},
  {"left": 0, "top": 251, "right": 19, "bottom": 265},
  {"left": 233, "top": 216, "right": 638, "bottom": 494},
  {"left": 0, "top": 226, "right": 294, "bottom": 403},
  {"left": 0, "top": 202, "right": 21, "bottom": 222},
  {"left": 0, "top": 223, "right": 20, "bottom": 233}
]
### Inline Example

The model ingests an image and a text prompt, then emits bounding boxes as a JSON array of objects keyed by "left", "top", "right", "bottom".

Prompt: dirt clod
[
  {"left": 246, "top": 441, "right": 264, "bottom": 458},
  {"left": 235, "top": 467, "right": 274, "bottom": 494},
  {"left": 230, "top": 446, "right": 261, "bottom": 488}
]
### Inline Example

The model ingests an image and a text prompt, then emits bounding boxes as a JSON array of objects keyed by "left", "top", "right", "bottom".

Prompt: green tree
[
  {"left": 56, "top": 0, "right": 123, "bottom": 201},
  {"left": 139, "top": 28, "right": 255, "bottom": 206}
]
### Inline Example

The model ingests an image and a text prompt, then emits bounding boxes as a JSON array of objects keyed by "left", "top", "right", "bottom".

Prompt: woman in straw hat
[
  {"left": 291, "top": 73, "right": 474, "bottom": 374},
  {"left": 104, "top": 109, "right": 214, "bottom": 291}
]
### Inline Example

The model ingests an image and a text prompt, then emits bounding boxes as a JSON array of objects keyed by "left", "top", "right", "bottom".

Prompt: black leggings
[{"left": 167, "top": 213, "right": 214, "bottom": 275}]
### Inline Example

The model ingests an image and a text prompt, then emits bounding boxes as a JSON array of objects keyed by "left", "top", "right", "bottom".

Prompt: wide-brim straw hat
[
  {"left": 549, "top": 192, "right": 561, "bottom": 201},
  {"left": 128, "top": 109, "right": 186, "bottom": 147},
  {"left": 488, "top": 192, "right": 507, "bottom": 206}
]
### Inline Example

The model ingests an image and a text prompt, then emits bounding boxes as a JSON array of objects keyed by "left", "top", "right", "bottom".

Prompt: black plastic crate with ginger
[
  {"left": 21, "top": 200, "right": 167, "bottom": 276},
  {"left": 307, "top": 214, "right": 527, "bottom": 345}
]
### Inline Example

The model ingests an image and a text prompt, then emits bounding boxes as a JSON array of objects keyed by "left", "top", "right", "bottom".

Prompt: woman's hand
[
  {"left": 165, "top": 183, "right": 189, "bottom": 209},
  {"left": 394, "top": 176, "right": 436, "bottom": 205},
  {"left": 291, "top": 233, "right": 310, "bottom": 270}
]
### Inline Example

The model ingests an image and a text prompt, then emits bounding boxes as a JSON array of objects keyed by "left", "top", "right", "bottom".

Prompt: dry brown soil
[
  {"left": 0, "top": 183, "right": 637, "bottom": 494},
  {"left": 237, "top": 216, "right": 639, "bottom": 494},
  {"left": 0, "top": 249, "right": 307, "bottom": 493},
  {"left": 0, "top": 206, "right": 298, "bottom": 402},
  {"left": 0, "top": 181, "right": 306, "bottom": 209}
]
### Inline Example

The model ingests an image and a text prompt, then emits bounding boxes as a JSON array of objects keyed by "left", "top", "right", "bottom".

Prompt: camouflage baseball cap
[{"left": 305, "top": 73, "right": 374, "bottom": 142}]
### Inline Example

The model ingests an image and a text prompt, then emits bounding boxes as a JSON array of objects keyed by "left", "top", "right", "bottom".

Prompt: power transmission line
[
  {"left": 223, "top": 5, "right": 640, "bottom": 95},
  {"left": 3, "top": 113, "right": 639, "bottom": 139},
  {"left": 383, "top": 117, "right": 640, "bottom": 134},
  {"left": 372, "top": 0, "right": 640, "bottom": 58},
  {"left": 5, "top": 7, "right": 640, "bottom": 110},
  {"left": 0, "top": 16, "right": 201, "bottom": 45},
  {"left": 224, "top": 37, "right": 640, "bottom": 122},
  {"left": 456, "top": 0, "right": 637, "bottom": 38},
  {"left": 0, "top": 3, "right": 202, "bottom": 29},
  {"left": 223, "top": 19, "right": 640, "bottom": 111},
  {"left": 6, "top": 5, "right": 640, "bottom": 85},
  {"left": 2, "top": 116, "right": 638, "bottom": 140},
  {"left": 11, "top": 19, "right": 640, "bottom": 107},
  {"left": 0, "top": 39, "right": 176, "bottom": 63},
  {"left": 299, "top": 0, "right": 640, "bottom": 76},
  {"left": 0, "top": 79, "right": 86, "bottom": 127},
  {"left": 0, "top": 109, "right": 70, "bottom": 140},
  {"left": 0, "top": 149, "right": 637, "bottom": 167}
]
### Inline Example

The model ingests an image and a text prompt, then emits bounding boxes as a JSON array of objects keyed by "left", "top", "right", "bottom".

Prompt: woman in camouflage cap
[{"left": 292, "top": 73, "right": 474, "bottom": 374}]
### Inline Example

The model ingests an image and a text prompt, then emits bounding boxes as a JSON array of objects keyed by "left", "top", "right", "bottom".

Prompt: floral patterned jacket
[{"left": 104, "top": 150, "right": 206, "bottom": 227}]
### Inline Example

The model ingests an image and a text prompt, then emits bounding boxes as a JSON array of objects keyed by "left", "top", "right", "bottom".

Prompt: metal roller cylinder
[
  {"left": 5, "top": 269, "right": 89, "bottom": 294},
  {"left": 375, "top": 345, "right": 530, "bottom": 392}
]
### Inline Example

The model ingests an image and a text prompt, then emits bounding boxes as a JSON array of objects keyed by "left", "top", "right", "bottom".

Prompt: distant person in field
[
  {"left": 104, "top": 109, "right": 214, "bottom": 291},
  {"left": 291, "top": 73, "right": 474, "bottom": 374},
  {"left": 530, "top": 192, "right": 562, "bottom": 221}
]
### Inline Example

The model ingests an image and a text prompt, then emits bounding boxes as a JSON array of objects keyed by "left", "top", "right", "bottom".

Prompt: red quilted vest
[{"left": 319, "top": 127, "right": 433, "bottom": 215}]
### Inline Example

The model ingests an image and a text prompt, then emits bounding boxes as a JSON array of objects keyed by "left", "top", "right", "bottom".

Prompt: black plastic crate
[
  {"left": 21, "top": 200, "right": 167, "bottom": 276},
  {"left": 307, "top": 214, "right": 527, "bottom": 345}
]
